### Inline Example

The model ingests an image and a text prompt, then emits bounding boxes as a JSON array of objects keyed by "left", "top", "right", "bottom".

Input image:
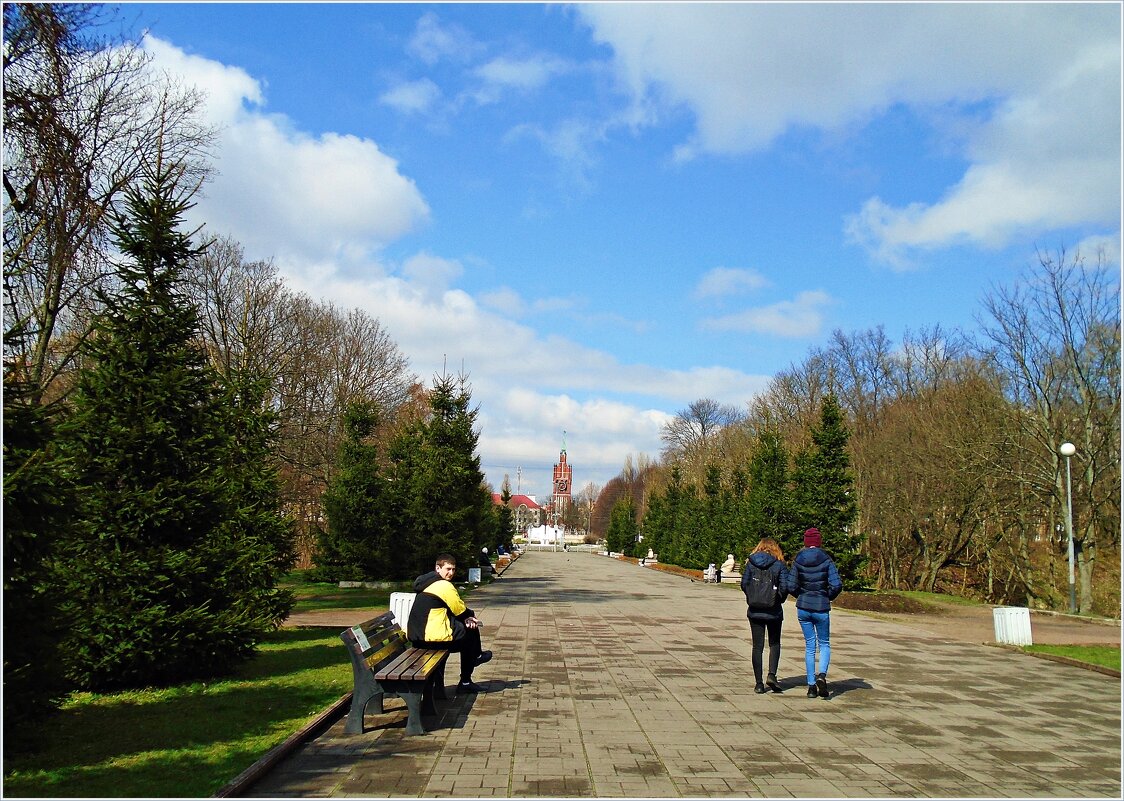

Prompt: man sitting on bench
[{"left": 407, "top": 553, "right": 493, "bottom": 694}]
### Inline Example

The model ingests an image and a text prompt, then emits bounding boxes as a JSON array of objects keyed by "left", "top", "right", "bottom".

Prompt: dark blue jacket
[
  {"left": 789, "top": 547, "right": 842, "bottom": 612},
  {"left": 741, "top": 552, "right": 790, "bottom": 622}
]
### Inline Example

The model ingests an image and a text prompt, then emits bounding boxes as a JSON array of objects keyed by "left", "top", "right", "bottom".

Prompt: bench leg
[
  {"left": 400, "top": 690, "right": 427, "bottom": 736},
  {"left": 432, "top": 659, "right": 448, "bottom": 700},
  {"left": 344, "top": 688, "right": 384, "bottom": 735}
]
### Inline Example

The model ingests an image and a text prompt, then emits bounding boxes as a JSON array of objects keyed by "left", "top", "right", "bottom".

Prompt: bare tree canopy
[
  {"left": 660, "top": 397, "right": 745, "bottom": 462},
  {"left": 3, "top": 2, "right": 213, "bottom": 404}
]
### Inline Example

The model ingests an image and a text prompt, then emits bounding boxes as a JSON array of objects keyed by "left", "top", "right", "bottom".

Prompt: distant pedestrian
[
  {"left": 741, "top": 537, "right": 790, "bottom": 694},
  {"left": 788, "top": 528, "right": 842, "bottom": 699}
]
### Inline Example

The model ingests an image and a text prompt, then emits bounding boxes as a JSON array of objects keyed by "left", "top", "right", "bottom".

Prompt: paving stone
[{"left": 244, "top": 551, "right": 1122, "bottom": 798}]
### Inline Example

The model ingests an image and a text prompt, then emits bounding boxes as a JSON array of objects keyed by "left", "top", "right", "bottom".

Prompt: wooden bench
[{"left": 339, "top": 611, "right": 449, "bottom": 736}]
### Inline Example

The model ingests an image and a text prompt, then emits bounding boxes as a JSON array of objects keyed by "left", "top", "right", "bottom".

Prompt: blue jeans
[{"left": 797, "top": 608, "right": 830, "bottom": 684}]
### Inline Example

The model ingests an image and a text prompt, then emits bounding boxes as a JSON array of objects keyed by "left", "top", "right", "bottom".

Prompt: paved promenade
[{"left": 248, "top": 551, "right": 1121, "bottom": 798}]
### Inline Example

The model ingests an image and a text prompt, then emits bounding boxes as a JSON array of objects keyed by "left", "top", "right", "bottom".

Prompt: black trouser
[
  {"left": 749, "top": 619, "right": 782, "bottom": 683},
  {"left": 414, "top": 618, "right": 482, "bottom": 682}
]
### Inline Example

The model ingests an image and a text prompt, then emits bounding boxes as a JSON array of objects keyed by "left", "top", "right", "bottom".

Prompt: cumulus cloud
[
  {"left": 578, "top": 4, "right": 1120, "bottom": 262},
  {"left": 701, "top": 291, "right": 833, "bottom": 338},
  {"left": 144, "top": 35, "right": 430, "bottom": 267},
  {"left": 141, "top": 31, "right": 774, "bottom": 494},
  {"left": 693, "top": 267, "right": 770, "bottom": 300}
]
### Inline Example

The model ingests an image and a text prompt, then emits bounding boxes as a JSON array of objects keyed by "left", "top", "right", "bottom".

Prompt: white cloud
[
  {"left": 143, "top": 32, "right": 773, "bottom": 496},
  {"left": 474, "top": 54, "right": 569, "bottom": 92},
  {"left": 578, "top": 4, "right": 1120, "bottom": 262},
  {"left": 144, "top": 35, "right": 430, "bottom": 267},
  {"left": 693, "top": 267, "right": 770, "bottom": 300},
  {"left": 407, "top": 12, "right": 481, "bottom": 65},
  {"left": 380, "top": 78, "right": 441, "bottom": 114},
  {"left": 701, "top": 291, "right": 833, "bottom": 338},
  {"left": 1075, "top": 234, "right": 1121, "bottom": 267},
  {"left": 401, "top": 252, "right": 464, "bottom": 300}
]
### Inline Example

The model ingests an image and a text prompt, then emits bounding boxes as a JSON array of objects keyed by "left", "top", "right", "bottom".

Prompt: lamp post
[{"left": 1059, "top": 442, "right": 1077, "bottom": 614}]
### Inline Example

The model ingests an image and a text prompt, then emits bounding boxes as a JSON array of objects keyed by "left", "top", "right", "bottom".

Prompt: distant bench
[{"left": 339, "top": 611, "right": 449, "bottom": 736}]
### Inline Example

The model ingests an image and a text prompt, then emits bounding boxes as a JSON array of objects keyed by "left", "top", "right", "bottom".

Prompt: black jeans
[
  {"left": 414, "top": 617, "right": 483, "bottom": 682},
  {"left": 749, "top": 619, "right": 782, "bottom": 682}
]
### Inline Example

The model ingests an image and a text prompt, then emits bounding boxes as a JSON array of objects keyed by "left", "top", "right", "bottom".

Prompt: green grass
[
  {"left": 279, "top": 569, "right": 412, "bottom": 612},
  {"left": 1023, "top": 644, "right": 1121, "bottom": 671},
  {"left": 900, "top": 590, "right": 986, "bottom": 607},
  {"left": 3, "top": 629, "right": 351, "bottom": 798}
]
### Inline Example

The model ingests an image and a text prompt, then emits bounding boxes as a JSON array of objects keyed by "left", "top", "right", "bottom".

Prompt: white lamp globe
[{"left": 1059, "top": 442, "right": 1076, "bottom": 457}]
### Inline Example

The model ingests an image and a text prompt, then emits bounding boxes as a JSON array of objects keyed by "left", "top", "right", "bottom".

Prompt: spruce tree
[
  {"left": 3, "top": 351, "right": 74, "bottom": 730},
  {"left": 606, "top": 496, "right": 638, "bottom": 555},
  {"left": 745, "top": 429, "right": 799, "bottom": 558},
  {"left": 792, "top": 394, "right": 866, "bottom": 588},
  {"left": 390, "top": 374, "right": 492, "bottom": 579},
  {"left": 57, "top": 162, "right": 287, "bottom": 689},
  {"left": 318, "top": 400, "right": 390, "bottom": 581}
]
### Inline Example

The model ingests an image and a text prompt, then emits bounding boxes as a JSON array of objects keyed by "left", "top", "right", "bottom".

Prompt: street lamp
[{"left": 1059, "top": 442, "right": 1077, "bottom": 614}]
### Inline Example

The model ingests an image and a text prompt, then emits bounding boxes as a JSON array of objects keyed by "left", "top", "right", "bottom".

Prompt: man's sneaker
[
  {"left": 807, "top": 684, "right": 818, "bottom": 698},
  {"left": 457, "top": 680, "right": 483, "bottom": 694},
  {"left": 475, "top": 650, "right": 493, "bottom": 666}
]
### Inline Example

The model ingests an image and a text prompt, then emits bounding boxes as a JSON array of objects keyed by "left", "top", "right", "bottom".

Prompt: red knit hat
[{"left": 804, "top": 528, "right": 822, "bottom": 548}]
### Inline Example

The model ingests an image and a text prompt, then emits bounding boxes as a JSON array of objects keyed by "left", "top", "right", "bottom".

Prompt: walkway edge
[{"left": 212, "top": 692, "right": 352, "bottom": 798}]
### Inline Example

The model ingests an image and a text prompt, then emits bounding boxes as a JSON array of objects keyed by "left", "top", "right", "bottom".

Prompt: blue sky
[{"left": 125, "top": 2, "right": 1121, "bottom": 497}]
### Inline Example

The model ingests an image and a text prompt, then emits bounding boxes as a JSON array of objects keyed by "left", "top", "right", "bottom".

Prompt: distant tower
[{"left": 552, "top": 431, "right": 573, "bottom": 518}]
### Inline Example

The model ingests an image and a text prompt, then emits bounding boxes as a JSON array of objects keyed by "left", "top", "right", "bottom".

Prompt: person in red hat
[{"left": 788, "top": 527, "right": 842, "bottom": 699}]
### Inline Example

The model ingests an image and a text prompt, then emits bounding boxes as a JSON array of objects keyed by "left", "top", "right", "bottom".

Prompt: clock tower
[{"left": 551, "top": 434, "right": 573, "bottom": 515}]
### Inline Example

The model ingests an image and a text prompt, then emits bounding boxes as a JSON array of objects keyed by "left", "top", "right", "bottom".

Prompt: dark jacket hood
[
  {"left": 749, "top": 552, "right": 778, "bottom": 569},
  {"left": 795, "top": 546, "right": 831, "bottom": 568},
  {"left": 413, "top": 570, "right": 440, "bottom": 593}
]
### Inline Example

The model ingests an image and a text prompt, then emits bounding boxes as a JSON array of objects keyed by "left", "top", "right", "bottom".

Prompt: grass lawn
[
  {"left": 279, "top": 569, "right": 411, "bottom": 612},
  {"left": 3, "top": 629, "right": 351, "bottom": 798},
  {"left": 900, "top": 589, "right": 986, "bottom": 607},
  {"left": 1023, "top": 644, "right": 1121, "bottom": 671},
  {"left": 2, "top": 573, "right": 409, "bottom": 798}
]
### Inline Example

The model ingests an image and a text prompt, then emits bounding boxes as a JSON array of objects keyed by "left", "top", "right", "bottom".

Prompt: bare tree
[
  {"left": 3, "top": 3, "right": 212, "bottom": 404},
  {"left": 660, "top": 398, "right": 745, "bottom": 465},
  {"left": 976, "top": 247, "right": 1120, "bottom": 613}
]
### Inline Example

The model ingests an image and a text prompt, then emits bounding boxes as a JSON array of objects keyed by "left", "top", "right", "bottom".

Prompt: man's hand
[{"left": 466, "top": 616, "right": 482, "bottom": 629}]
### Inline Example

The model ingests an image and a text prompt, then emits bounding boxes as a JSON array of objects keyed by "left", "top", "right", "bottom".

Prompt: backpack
[{"left": 745, "top": 563, "right": 779, "bottom": 609}]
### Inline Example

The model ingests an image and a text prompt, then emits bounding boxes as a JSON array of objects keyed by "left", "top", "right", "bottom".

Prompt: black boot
[
  {"left": 766, "top": 674, "right": 782, "bottom": 693},
  {"left": 807, "top": 684, "right": 818, "bottom": 698},
  {"left": 754, "top": 682, "right": 766, "bottom": 694},
  {"left": 816, "top": 672, "right": 829, "bottom": 698}
]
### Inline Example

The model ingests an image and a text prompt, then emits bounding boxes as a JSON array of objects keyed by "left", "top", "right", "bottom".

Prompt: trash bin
[
  {"left": 468, "top": 567, "right": 481, "bottom": 583},
  {"left": 992, "top": 606, "right": 1033, "bottom": 646}
]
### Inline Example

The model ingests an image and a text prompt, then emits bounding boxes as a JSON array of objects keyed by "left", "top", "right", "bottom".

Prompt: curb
[
  {"left": 986, "top": 642, "right": 1121, "bottom": 678},
  {"left": 212, "top": 692, "right": 352, "bottom": 798}
]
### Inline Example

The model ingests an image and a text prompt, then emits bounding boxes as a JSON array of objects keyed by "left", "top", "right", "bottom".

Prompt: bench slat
[
  {"left": 375, "top": 647, "right": 445, "bottom": 681},
  {"left": 362, "top": 631, "right": 409, "bottom": 672}
]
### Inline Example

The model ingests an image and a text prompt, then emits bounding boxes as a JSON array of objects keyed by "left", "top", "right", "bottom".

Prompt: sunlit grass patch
[
  {"left": 3, "top": 629, "right": 350, "bottom": 798},
  {"left": 1023, "top": 643, "right": 1120, "bottom": 671}
]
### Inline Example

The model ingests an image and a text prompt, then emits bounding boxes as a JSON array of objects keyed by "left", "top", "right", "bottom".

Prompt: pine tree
[
  {"left": 606, "top": 496, "right": 638, "bottom": 555},
  {"left": 792, "top": 394, "right": 866, "bottom": 588},
  {"left": 389, "top": 374, "right": 493, "bottom": 579},
  {"left": 745, "top": 429, "right": 799, "bottom": 558},
  {"left": 3, "top": 352, "right": 74, "bottom": 730},
  {"left": 497, "top": 476, "right": 515, "bottom": 550},
  {"left": 57, "top": 162, "right": 288, "bottom": 689},
  {"left": 318, "top": 400, "right": 391, "bottom": 581}
]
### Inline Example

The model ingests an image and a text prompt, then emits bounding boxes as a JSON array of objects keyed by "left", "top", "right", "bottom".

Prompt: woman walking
[
  {"left": 789, "top": 527, "right": 843, "bottom": 698},
  {"left": 741, "top": 537, "right": 789, "bottom": 694}
]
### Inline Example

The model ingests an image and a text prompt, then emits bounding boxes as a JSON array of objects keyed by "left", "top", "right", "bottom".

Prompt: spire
[{"left": 561, "top": 429, "right": 567, "bottom": 455}]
